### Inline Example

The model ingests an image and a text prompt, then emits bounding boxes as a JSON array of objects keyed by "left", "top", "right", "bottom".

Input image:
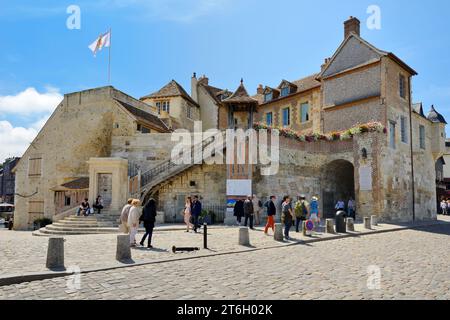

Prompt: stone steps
[{"left": 33, "top": 213, "right": 121, "bottom": 237}]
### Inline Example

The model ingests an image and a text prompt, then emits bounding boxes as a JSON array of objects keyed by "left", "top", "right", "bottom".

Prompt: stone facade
[{"left": 0, "top": 157, "right": 19, "bottom": 204}]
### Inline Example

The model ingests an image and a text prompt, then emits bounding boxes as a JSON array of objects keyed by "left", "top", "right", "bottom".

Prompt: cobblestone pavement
[
  {"left": 2, "top": 218, "right": 445, "bottom": 277},
  {"left": 1, "top": 222, "right": 450, "bottom": 300}
]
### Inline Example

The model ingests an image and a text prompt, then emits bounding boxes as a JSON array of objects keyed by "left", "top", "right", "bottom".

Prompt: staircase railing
[{"left": 140, "top": 131, "right": 226, "bottom": 189}]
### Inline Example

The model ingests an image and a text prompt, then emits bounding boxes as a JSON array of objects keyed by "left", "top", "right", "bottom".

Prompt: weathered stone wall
[
  {"left": 256, "top": 88, "right": 321, "bottom": 133},
  {"left": 13, "top": 87, "right": 145, "bottom": 230}
]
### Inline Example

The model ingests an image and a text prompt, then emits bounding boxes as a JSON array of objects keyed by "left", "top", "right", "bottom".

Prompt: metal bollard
[
  {"left": 46, "top": 237, "right": 65, "bottom": 270},
  {"left": 203, "top": 223, "right": 208, "bottom": 249}
]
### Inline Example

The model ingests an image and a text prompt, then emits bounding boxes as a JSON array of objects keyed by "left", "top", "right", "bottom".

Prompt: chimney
[
  {"left": 198, "top": 74, "right": 209, "bottom": 86},
  {"left": 191, "top": 72, "right": 198, "bottom": 103},
  {"left": 257, "top": 84, "right": 264, "bottom": 95},
  {"left": 344, "top": 16, "right": 360, "bottom": 38}
]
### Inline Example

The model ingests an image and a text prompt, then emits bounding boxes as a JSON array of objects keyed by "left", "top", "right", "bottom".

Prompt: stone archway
[{"left": 322, "top": 160, "right": 355, "bottom": 219}]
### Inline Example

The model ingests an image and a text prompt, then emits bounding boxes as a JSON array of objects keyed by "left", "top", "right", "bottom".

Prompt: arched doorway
[{"left": 322, "top": 160, "right": 355, "bottom": 219}]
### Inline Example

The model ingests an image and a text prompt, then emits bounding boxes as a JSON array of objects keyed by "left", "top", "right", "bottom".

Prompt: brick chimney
[{"left": 344, "top": 16, "right": 360, "bottom": 38}]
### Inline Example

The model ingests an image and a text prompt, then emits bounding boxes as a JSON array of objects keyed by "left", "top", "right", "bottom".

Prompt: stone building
[
  {"left": 0, "top": 157, "right": 20, "bottom": 204},
  {"left": 13, "top": 16, "right": 447, "bottom": 231}
]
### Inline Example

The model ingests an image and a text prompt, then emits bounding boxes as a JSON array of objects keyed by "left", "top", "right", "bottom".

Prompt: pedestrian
[
  {"left": 233, "top": 199, "right": 245, "bottom": 226},
  {"left": 76, "top": 198, "right": 91, "bottom": 216},
  {"left": 93, "top": 195, "right": 104, "bottom": 214},
  {"left": 294, "top": 195, "right": 309, "bottom": 233},
  {"left": 347, "top": 197, "right": 355, "bottom": 219},
  {"left": 191, "top": 195, "right": 202, "bottom": 233},
  {"left": 243, "top": 195, "right": 255, "bottom": 229},
  {"left": 120, "top": 199, "right": 133, "bottom": 234},
  {"left": 264, "top": 196, "right": 277, "bottom": 235},
  {"left": 309, "top": 196, "right": 320, "bottom": 230},
  {"left": 252, "top": 194, "right": 262, "bottom": 226},
  {"left": 139, "top": 198, "right": 157, "bottom": 248},
  {"left": 441, "top": 199, "right": 448, "bottom": 216},
  {"left": 335, "top": 199, "right": 345, "bottom": 214},
  {"left": 281, "top": 196, "right": 294, "bottom": 240},
  {"left": 446, "top": 199, "right": 450, "bottom": 216},
  {"left": 184, "top": 196, "right": 193, "bottom": 232},
  {"left": 128, "top": 199, "right": 141, "bottom": 247}
]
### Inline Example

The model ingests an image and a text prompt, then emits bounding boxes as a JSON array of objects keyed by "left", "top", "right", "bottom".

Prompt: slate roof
[
  {"left": 140, "top": 80, "right": 200, "bottom": 107},
  {"left": 412, "top": 102, "right": 426, "bottom": 118},
  {"left": 223, "top": 80, "right": 258, "bottom": 104},
  {"left": 427, "top": 105, "right": 447, "bottom": 124},
  {"left": 116, "top": 100, "right": 171, "bottom": 132},
  {"left": 61, "top": 177, "right": 90, "bottom": 190}
]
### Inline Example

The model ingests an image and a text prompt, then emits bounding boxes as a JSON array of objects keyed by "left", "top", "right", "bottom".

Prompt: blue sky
[{"left": 1, "top": 0, "right": 450, "bottom": 162}]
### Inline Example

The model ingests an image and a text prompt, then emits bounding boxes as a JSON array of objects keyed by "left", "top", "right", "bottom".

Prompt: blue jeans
[{"left": 284, "top": 221, "right": 292, "bottom": 239}]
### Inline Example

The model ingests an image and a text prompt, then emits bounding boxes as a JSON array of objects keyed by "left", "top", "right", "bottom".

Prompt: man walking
[
  {"left": 244, "top": 195, "right": 255, "bottom": 230},
  {"left": 191, "top": 195, "right": 202, "bottom": 233},
  {"left": 264, "top": 195, "right": 277, "bottom": 235},
  {"left": 347, "top": 197, "right": 356, "bottom": 219}
]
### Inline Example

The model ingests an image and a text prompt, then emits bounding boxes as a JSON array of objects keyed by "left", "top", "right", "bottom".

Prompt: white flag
[{"left": 88, "top": 31, "right": 111, "bottom": 57}]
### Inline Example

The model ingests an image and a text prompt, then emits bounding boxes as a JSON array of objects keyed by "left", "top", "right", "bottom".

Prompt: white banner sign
[
  {"left": 359, "top": 166, "right": 372, "bottom": 191},
  {"left": 227, "top": 179, "right": 252, "bottom": 196}
]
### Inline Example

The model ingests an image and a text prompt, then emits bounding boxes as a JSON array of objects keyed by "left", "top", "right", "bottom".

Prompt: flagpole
[{"left": 108, "top": 28, "right": 112, "bottom": 84}]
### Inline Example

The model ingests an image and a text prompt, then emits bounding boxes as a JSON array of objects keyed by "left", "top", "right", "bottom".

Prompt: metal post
[{"left": 203, "top": 223, "right": 208, "bottom": 249}]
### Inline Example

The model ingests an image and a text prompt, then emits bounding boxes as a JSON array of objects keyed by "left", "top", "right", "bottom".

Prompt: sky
[{"left": 1, "top": 0, "right": 450, "bottom": 162}]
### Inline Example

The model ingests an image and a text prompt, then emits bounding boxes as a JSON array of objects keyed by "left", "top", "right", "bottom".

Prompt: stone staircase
[
  {"left": 33, "top": 211, "right": 121, "bottom": 236},
  {"left": 139, "top": 132, "right": 227, "bottom": 203}
]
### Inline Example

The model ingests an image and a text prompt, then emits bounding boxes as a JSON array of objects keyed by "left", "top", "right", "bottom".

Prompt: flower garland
[{"left": 253, "top": 121, "right": 386, "bottom": 142}]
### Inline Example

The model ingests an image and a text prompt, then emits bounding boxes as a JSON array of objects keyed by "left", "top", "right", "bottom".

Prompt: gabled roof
[
  {"left": 202, "top": 84, "right": 226, "bottom": 104},
  {"left": 115, "top": 100, "right": 171, "bottom": 132},
  {"left": 427, "top": 105, "right": 447, "bottom": 124},
  {"left": 412, "top": 102, "right": 426, "bottom": 118},
  {"left": 141, "top": 80, "right": 200, "bottom": 107},
  {"left": 318, "top": 33, "right": 417, "bottom": 79},
  {"left": 278, "top": 80, "right": 298, "bottom": 90},
  {"left": 223, "top": 80, "right": 258, "bottom": 104},
  {"left": 263, "top": 86, "right": 280, "bottom": 94}
]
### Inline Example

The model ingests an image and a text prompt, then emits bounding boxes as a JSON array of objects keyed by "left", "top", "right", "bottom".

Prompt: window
[
  {"left": 389, "top": 121, "right": 396, "bottom": 149},
  {"left": 400, "top": 116, "right": 408, "bottom": 143},
  {"left": 187, "top": 105, "right": 192, "bottom": 119},
  {"left": 264, "top": 92, "right": 273, "bottom": 103},
  {"left": 156, "top": 101, "right": 170, "bottom": 114},
  {"left": 64, "top": 196, "right": 71, "bottom": 207},
  {"left": 28, "top": 157, "right": 42, "bottom": 177},
  {"left": 280, "top": 87, "right": 290, "bottom": 97},
  {"left": 399, "top": 74, "right": 406, "bottom": 99},
  {"left": 419, "top": 125, "right": 426, "bottom": 149},
  {"left": 282, "top": 108, "right": 290, "bottom": 127},
  {"left": 156, "top": 102, "right": 161, "bottom": 114},
  {"left": 266, "top": 112, "right": 273, "bottom": 126},
  {"left": 300, "top": 102, "right": 310, "bottom": 123}
]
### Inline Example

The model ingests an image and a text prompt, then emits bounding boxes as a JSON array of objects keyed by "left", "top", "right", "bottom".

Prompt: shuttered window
[
  {"left": 399, "top": 74, "right": 406, "bottom": 99},
  {"left": 400, "top": 116, "right": 408, "bottom": 143},
  {"left": 28, "top": 157, "right": 42, "bottom": 177}
]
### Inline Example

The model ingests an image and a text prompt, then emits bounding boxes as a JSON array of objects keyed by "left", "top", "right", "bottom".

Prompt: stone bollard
[
  {"left": 364, "top": 217, "right": 371, "bottom": 229},
  {"left": 371, "top": 215, "right": 378, "bottom": 226},
  {"left": 302, "top": 221, "right": 307, "bottom": 236},
  {"left": 116, "top": 234, "right": 132, "bottom": 262},
  {"left": 274, "top": 223, "right": 283, "bottom": 241},
  {"left": 346, "top": 218, "right": 355, "bottom": 232},
  {"left": 46, "top": 237, "right": 65, "bottom": 270},
  {"left": 238, "top": 227, "right": 250, "bottom": 246},
  {"left": 325, "top": 219, "right": 335, "bottom": 234}
]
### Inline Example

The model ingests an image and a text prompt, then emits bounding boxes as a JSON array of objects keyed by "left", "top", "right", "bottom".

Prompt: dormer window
[
  {"left": 280, "top": 87, "right": 290, "bottom": 97},
  {"left": 264, "top": 92, "right": 273, "bottom": 103},
  {"left": 156, "top": 100, "right": 170, "bottom": 114}
]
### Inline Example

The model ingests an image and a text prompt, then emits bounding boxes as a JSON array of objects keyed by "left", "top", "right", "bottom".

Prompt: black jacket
[
  {"left": 234, "top": 200, "right": 244, "bottom": 217},
  {"left": 141, "top": 200, "right": 157, "bottom": 223},
  {"left": 243, "top": 200, "right": 254, "bottom": 215},
  {"left": 267, "top": 200, "right": 276, "bottom": 216}
]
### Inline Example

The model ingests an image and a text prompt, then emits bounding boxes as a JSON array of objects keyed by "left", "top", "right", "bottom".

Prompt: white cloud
[
  {"left": 0, "top": 87, "right": 62, "bottom": 115},
  {"left": 0, "top": 121, "right": 39, "bottom": 163}
]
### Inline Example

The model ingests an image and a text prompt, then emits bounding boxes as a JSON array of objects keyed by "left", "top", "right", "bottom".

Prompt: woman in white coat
[{"left": 128, "top": 199, "right": 141, "bottom": 247}]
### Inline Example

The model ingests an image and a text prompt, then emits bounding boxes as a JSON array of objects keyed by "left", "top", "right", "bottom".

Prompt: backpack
[{"left": 294, "top": 201, "right": 308, "bottom": 219}]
